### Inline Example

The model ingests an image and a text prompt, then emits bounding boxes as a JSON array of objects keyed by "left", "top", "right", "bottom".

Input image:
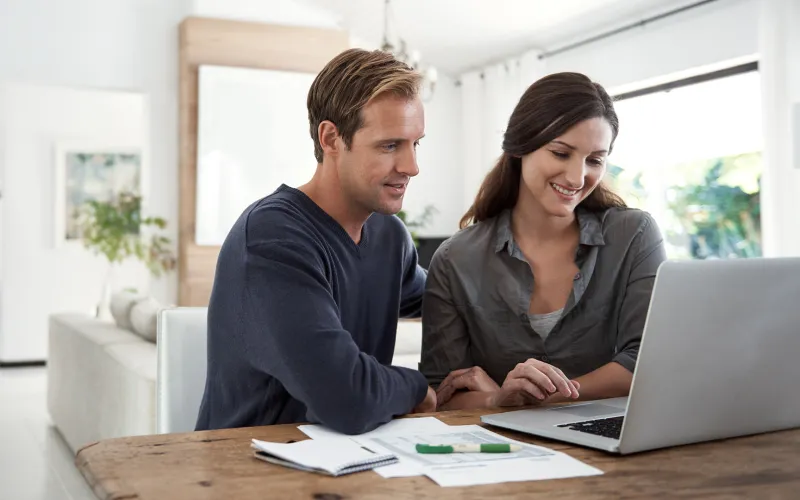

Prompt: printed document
[{"left": 351, "top": 424, "right": 603, "bottom": 487}]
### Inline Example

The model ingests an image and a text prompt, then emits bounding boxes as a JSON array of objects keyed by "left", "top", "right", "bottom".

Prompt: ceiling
[{"left": 297, "top": 0, "right": 698, "bottom": 75}]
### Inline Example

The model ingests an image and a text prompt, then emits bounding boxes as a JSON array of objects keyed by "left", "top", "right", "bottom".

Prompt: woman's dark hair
[{"left": 460, "top": 72, "right": 626, "bottom": 229}]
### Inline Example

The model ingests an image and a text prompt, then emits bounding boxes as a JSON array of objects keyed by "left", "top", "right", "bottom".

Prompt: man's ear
[{"left": 318, "top": 120, "right": 340, "bottom": 158}]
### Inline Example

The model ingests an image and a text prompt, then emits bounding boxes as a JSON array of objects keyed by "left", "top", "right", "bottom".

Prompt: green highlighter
[{"left": 416, "top": 443, "right": 522, "bottom": 454}]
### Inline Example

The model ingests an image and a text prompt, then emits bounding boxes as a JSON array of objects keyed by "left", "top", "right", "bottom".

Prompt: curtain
[{"left": 459, "top": 49, "right": 546, "bottom": 214}]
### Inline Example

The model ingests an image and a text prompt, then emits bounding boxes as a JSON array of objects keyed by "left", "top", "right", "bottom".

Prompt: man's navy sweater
[{"left": 195, "top": 185, "right": 429, "bottom": 434}]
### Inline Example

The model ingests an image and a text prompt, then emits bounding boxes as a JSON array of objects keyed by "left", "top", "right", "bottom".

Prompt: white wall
[
  {"left": 0, "top": 0, "right": 193, "bottom": 361},
  {"left": 0, "top": 0, "right": 460, "bottom": 359},
  {"left": 454, "top": 0, "right": 800, "bottom": 259},
  {"left": 0, "top": 85, "right": 154, "bottom": 362},
  {"left": 543, "top": 0, "right": 759, "bottom": 93},
  {"left": 759, "top": 0, "right": 800, "bottom": 258},
  {"left": 192, "top": 0, "right": 464, "bottom": 237},
  {"left": 539, "top": 0, "right": 800, "bottom": 257},
  {"left": 402, "top": 76, "right": 463, "bottom": 237},
  {"left": 192, "top": 0, "right": 340, "bottom": 28}
]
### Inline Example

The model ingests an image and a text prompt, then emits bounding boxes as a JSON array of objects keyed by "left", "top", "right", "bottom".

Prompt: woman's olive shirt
[{"left": 420, "top": 208, "right": 667, "bottom": 387}]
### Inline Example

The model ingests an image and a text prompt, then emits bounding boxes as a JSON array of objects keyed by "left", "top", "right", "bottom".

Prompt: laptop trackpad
[{"left": 547, "top": 403, "right": 620, "bottom": 418}]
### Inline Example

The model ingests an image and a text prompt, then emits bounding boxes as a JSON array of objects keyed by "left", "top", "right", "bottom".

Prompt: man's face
[{"left": 337, "top": 94, "right": 425, "bottom": 216}]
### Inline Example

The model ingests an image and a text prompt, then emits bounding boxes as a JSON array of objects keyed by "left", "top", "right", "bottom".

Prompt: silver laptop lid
[{"left": 619, "top": 257, "right": 800, "bottom": 454}]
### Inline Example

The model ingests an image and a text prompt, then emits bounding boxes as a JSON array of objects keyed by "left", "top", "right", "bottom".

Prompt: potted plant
[
  {"left": 77, "top": 190, "right": 176, "bottom": 318},
  {"left": 397, "top": 205, "right": 437, "bottom": 246}
]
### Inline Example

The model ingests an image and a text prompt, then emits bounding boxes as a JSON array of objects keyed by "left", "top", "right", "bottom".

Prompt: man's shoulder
[
  {"left": 243, "top": 188, "right": 320, "bottom": 247},
  {"left": 367, "top": 213, "right": 412, "bottom": 242}
]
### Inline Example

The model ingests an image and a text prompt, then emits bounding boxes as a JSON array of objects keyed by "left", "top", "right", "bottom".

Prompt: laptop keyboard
[{"left": 557, "top": 415, "right": 624, "bottom": 439}]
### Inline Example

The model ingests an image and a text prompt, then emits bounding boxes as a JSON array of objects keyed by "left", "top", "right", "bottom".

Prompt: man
[{"left": 195, "top": 48, "right": 437, "bottom": 435}]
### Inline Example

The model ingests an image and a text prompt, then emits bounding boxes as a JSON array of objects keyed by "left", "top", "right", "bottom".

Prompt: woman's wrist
[{"left": 439, "top": 390, "right": 498, "bottom": 411}]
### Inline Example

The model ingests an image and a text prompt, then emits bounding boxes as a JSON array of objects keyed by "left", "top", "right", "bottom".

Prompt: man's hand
[
  {"left": 435, "top": 366, "right": 501, "bottom": 407},
  {"left": 411, "top": 386, "right": 437, "bottom": 414},
  {"left": 496, "top": 359, "right": 580, "bottom": 405}
]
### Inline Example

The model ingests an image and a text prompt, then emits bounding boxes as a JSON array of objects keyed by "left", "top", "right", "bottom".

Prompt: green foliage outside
[{"left": 609, "top": 152, "right": 762, "bottom": 260}]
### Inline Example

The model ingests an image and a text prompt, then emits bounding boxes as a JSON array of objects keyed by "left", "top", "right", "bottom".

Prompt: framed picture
[{"left": 54, "top": 141, "right": 143, "bottom": 245}]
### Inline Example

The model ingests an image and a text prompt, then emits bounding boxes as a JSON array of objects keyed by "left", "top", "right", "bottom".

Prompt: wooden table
[{"left": 76, "top": 408, "right": 800, "bottom": 499}]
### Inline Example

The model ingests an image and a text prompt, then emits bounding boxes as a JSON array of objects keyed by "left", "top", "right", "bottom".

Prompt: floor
[{"left": 0, "top": 367, "right": 97, "bottom": 500}]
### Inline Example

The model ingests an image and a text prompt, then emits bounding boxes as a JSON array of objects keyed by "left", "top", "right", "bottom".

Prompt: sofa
[
  {"left": 47, "top": 291, "right": 164, "bottom": 453},
  {"left": 46, "top": 294, "right": 424, "bottom": 454}
]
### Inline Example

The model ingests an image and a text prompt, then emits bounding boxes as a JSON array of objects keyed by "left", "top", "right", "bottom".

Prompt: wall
[
  {"left": 542, "top": 0, "right": 759, "bottom": 93},
  {"left": 538, "top": 0, "right": 800, "bottom": 257},
  {"left": 0, "top": 0, "right": 193, "bottom": 362},
  {"left": 192, "top": 0, "right": 339, "bottom": 28},
  {"left": 0, "top": 85, "right": 154, "bottom": 361},
  {"left": 0, "top": 0, "right": 461, "bottom": 357},
  {"left": 191, "top": 0, "right": 464, "bottom": 237},
  {"left": 400, "top": 76, "right": 463, "bottom": 237},
  {"left": 758, "top": 0, "right": 800, "bottom": 258}
]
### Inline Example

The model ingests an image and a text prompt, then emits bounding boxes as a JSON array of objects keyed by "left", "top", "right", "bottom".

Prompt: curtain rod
[
  {"left": 538, "top": 0, "right": 721, "bottom": 60},
  {"left": 454, "top": 0, "right": 723, "bottom": 84}
]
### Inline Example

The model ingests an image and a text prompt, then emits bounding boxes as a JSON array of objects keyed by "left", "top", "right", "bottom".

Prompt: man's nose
[{"left": 396, "top": 146, "right": 420, "bottom": 177}]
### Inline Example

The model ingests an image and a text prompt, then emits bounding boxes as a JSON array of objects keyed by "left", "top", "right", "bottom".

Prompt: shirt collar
[{"left": 494, "top": 207, "right": 606, "bottom": 254}]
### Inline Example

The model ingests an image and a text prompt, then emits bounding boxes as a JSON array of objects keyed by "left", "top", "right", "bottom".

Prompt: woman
[{"left": 420, "top": 72, "right": 667, "bottom": 411}]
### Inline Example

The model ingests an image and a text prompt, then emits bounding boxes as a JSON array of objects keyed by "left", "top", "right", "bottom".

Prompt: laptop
[{"left": 481, "top": 257, "right": 800, "bottom": 454}]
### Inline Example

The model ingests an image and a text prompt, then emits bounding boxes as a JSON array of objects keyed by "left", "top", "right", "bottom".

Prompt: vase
[{"left": 95, "top": 264, "right": 115, "bottom": 320}]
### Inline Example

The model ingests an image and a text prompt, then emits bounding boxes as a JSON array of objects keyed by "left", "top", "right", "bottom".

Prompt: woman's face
[{"left": 519, "top": 117, "right": 613, "bottom": 218}]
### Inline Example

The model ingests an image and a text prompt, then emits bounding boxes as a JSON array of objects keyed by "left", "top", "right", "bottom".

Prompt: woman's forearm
[
  {"left": 437, "top": 361, "right": 632, "bottom": 410},
  {"left": 437, "top": 390, "right": 496, "bottom": 411},
  {"left": 546, "top": 361, "right": 633, "bottom": 404}
]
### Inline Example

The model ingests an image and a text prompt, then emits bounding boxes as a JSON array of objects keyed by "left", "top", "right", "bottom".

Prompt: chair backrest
[{"left": 156, "top": 307, "right": 208, "bottom": 434}]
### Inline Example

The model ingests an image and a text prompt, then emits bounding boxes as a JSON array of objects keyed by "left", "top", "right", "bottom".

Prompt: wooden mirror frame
[{"left": 178, "top": 17, "right": 348, "bottom": 306}]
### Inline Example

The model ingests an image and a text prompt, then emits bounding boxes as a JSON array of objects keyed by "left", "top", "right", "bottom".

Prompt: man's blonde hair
[{"left": 307, "top": 48, "right": 422, "bottom": 163}]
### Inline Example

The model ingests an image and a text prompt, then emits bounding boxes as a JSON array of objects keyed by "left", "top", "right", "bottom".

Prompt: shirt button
[
  {"left": 573, "top": 272, "right": 581, "bottom": 281},
  {"left": 541, "top": 355, "right": 550, "bottom": 363}
]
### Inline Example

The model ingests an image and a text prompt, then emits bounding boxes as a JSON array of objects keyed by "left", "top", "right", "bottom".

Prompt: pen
[{"left": 416, "top": 443, "right": 522, "bottom": 454}]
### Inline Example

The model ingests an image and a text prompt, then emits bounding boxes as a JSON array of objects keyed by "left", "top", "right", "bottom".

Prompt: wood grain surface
[{"left": 76, "top": 408, "right": 800, "bottom": 499}]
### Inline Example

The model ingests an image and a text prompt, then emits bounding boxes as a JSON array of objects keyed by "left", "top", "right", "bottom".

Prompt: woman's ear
[{"left": 317, "top": 120, "right": 340, "bottom": 158}]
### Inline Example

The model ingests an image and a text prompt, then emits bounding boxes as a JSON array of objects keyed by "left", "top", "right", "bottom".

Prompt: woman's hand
[
  {"left": 497, "top": 359, "right": 581, "bottom": 405},
  {"left": 435, "top": 366, "right": 501, "bottom": 406}
]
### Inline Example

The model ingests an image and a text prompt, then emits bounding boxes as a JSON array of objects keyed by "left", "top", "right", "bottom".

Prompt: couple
[{"left": 195, "top": 48, "right": 666, "bottom": 435}]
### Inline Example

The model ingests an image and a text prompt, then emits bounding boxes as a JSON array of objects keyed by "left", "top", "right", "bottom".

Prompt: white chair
[{"left": 155, "top": 307, "right": 208, "bottom": 434}]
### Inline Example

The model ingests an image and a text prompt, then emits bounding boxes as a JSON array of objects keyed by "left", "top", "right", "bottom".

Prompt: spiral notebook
[{"left": 251, "top": 438, "right": 399, "bottom": 476}]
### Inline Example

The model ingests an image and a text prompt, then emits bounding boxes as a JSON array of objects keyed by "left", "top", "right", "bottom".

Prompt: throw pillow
[
  {"left": 129, "top": 297, "right": 162, "bottom": 343},
  {"left": 109, "top": 290, "right": 146, "bottom": 331}
]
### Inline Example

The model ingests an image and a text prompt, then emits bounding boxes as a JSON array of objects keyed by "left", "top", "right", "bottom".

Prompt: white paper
[
  {"left": 298, "top": 417, "right": 449, "bottom": 441},
  {"left": 250, "top": 438, "right": 397, "bottom": 476},
  {"left": 298, "top": 417, "right": 451, "bottom": 477},
  {"left": 351, "top": 425, "right": 604, "bottom": 487}
]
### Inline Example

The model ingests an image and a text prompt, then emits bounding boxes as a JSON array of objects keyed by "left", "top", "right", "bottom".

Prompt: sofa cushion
[
  {"left": 51, "top": 313, "right": 143, "bottom": 346},
  {"left": 110, "top": 290, "right": 146, "bottom": 331},
  {"left": 104, "top": 342, "right": 158, "bottom": 382},
  {"left": 130, "top": 297, "right": 161, "bottom": 343},
  {"left": 395, "top": 320, "right": 422, "bottom": 356}
]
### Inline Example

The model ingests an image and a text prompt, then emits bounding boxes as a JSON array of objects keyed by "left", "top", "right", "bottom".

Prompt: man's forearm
[{"left": 546, "top": 361, "right": 632, "bottom": 404}]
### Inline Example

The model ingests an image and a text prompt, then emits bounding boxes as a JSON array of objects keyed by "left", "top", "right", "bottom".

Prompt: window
[{"left": 609, "top": 68, "right": 762, "bottom": 259}]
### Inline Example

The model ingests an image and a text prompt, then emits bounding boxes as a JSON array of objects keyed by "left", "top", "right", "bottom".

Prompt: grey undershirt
[{"left": 528, "top": 309, "right": 563, "bottom": 340}]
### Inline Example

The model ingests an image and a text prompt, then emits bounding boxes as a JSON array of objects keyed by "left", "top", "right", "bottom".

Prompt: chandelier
[{"left": 379, "top": 0, "right": 437, "bottom": 101}]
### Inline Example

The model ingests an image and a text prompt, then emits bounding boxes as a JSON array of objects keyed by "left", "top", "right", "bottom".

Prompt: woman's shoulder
[
  {"left": 431, "top": 218, "right": 500, "bottom": 267},
  {"left": 595, "top": 207, "right": 663, "bottom": 247}
]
